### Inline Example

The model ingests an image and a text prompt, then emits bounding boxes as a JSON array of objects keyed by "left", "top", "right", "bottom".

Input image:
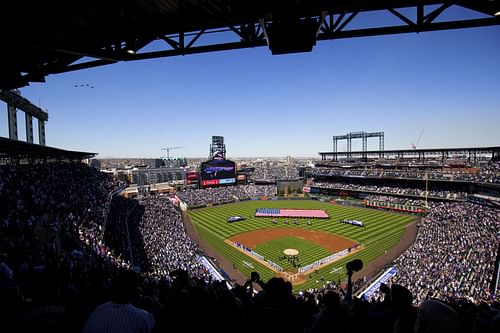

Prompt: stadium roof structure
[
  {"left": 318, "top": 146, "right": 500, "bottom": 161},
  {"left": 0, "top": 137, "right": 96, "bottom": 161},
  {"left": 2, "top": 1, "right": 499, "bottom": 89}
]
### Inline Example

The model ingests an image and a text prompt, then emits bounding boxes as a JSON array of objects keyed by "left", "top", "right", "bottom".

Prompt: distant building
[
  {"left": 139, "top": 158, "right": 165, "bottom": 168},
  {"left": 116, "top": 171, "right": 131, "bottom": 183},
  {"left": 162, "top": 158, "right": 187, "bottom": 168},
  {"left": 298, "top": 166, "right": 313, "bottom": 178},
  {"left": 132, "top": 167, "right": 185, "bottom": 185}
]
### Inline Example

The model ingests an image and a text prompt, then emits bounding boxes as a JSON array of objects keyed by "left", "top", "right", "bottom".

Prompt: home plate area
[{"left": 228, "top": 228, "right": 361, "bottom": 283}]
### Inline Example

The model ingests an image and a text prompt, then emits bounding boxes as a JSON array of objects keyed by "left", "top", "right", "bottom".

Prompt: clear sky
[{"left": 6, "top": 7, "right": 500, "bottom": 158}]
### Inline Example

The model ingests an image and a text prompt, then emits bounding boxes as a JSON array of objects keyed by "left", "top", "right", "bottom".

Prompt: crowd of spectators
[
  {"left": 312, "top": 181, "right": 468, "bottom": 199},
  {"left": 80, "top": 267, "right": 500, "bottom": 333},
  {"left": 177, "top": 185, "right": 277, "bottom": 208},
  {"left": 393, "top": 201, "right": 499, "bottom": 304},
  {"left": 101, "top": 194, "right": 216, "bottom": 282},
  {"left": 479, "top": 163, "right": 500, "bottom": 183},
  {"left": 0, "top": 161, "right": 128, "bottom": 268},
  {"left": 363, "top": 195, "right": 428, "bottom": 207},
  {"left": 132, "top": 196, "right": 208, "bottom": 280},
  {"left": 1, "top": 160, "right": 500, "bottom": 332},
  {"left": 249, "top": 163, "right": 300, "bottom": 180},
  {"left": 0, "top": 162, "right": 132, "bottom": 331},
  {"left": 313, "top": 162, "right": 500, "bottom": 183},
  {"left": 103, "top": 196, "right": 136, "bottom": 263}
]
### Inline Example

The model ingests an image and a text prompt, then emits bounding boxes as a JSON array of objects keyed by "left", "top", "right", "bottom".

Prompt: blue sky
[{"left": 5, "top": 9, "right": 500, "bottom": 158}]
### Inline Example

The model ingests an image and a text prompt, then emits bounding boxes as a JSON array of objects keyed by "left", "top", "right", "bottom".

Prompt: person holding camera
[{"left": 344, "top": 259, "right": 363, "bottom": 303}]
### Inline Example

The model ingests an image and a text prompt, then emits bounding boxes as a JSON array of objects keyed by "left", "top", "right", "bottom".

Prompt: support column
[
  {"left": 38, "top": 119, "right": 46, "bottom": 146},
  {"left": 25, "top": 113, "right": 34, "bottom": 143},
  {"left": 379, "top": 134, "right": 384, "bottom": 157},
  {"left": 362, "top": 134, "right": 367, "bottom": 161},
  {"left": 7, "top": 104, "right": 18, "bottom": 140},
  {"left": 347, "top": 135, "right": 352, "bottom": 158},
  {"left": 333, "top": 138, "right": 338, "bottom": 161}
]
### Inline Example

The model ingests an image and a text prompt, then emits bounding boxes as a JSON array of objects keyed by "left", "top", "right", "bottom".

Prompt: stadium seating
[{"left": 1, "top": 161, "right": 499, "bottom": 332}]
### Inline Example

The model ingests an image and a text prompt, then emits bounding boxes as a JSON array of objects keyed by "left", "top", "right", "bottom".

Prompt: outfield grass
[{"left": 188, "top": 200, "right": 414, "bottom": 291}]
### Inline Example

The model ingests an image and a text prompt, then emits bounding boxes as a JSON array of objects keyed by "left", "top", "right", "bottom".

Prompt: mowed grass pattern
[
  {"left": 255, "top": 236, "right": 331, "bottom": 271},
  {"left": 188, "top": 200, "right": 414, "bottom": 291}
]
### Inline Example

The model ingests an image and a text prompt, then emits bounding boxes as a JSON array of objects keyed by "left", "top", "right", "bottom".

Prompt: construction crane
[
  {"left": 411, "top": 129, "right": 424, "bottom": 149},
  {"left": 161, "top": 146, "right": 184, "bottom": 160}
]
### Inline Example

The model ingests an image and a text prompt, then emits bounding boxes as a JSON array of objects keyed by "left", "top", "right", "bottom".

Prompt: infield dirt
[{"left": 228, "top": 228, "right": 357, "bottom": 253}]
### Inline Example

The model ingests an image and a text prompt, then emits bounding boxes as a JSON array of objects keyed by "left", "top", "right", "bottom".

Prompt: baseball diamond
[{"left": 187, "top": 199, "right": 415, "bottom": 291}]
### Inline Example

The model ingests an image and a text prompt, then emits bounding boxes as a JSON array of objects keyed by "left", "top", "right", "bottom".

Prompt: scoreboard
[{"left": 200, "top": 159, "right": 236, "bottom": 187}]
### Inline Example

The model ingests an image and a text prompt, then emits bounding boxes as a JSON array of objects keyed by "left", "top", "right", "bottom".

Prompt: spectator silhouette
[
  {"left": 82, "top": 269, "right": 154, "bottom": 333},
  {"left": 415, "top": 299, "right": 459, "bottom": 333},
  {"left": 212, "top": 288, "right": 244, "bottom": 333},
  {"left": 489, "top": 313, "right": 500, "bottom": 333},
  {"left": 184, "top": 285, "right": 213, "bottom": 331},
  {"left": 311, "top": 291, "right": 348, "bottom": 333},
  {"left": 390, "top": 284, "right": 417, "bottom": 333},
  {"left": 251, "top": 277, "right": 301, "bottom": 333}
]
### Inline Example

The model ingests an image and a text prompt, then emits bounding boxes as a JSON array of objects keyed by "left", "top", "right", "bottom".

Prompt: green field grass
[
  {"left": 188, "top": 200, "right": 414, "bottom": 291},
  {"left": 255, "top": 236, "right": 331, "bottom": 271}
]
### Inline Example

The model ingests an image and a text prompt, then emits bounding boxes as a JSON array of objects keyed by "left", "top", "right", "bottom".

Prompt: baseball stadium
[{"left": 2, "top": 2, "right": 500, "bottom": 332}]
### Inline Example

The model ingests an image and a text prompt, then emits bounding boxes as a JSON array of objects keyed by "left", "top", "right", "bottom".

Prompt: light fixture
[
  {"left": 495, "top": 11, "right": 500, "bottom": 16},
  {"left": 125, "top": 37, "right": 136, "bottom": 54}
]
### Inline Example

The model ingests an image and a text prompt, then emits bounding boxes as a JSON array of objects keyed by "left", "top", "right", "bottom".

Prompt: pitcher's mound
[{"left": 283, "top": 248, "right": 299, "bottom": 256}]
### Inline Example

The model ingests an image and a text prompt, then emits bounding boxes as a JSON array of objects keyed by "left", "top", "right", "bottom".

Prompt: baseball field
[{"left": 188, "top": 200, "right": 415, "bottom": 291}]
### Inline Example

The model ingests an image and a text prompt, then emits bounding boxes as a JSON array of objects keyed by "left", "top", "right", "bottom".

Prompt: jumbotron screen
[{"left": 200, "top": 159, "right": 236, "bottom": 187}]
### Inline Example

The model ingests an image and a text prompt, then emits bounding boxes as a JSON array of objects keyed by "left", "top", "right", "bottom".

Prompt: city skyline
[{"left": 3, "top": 8, "right": 499, "bottom": 158}]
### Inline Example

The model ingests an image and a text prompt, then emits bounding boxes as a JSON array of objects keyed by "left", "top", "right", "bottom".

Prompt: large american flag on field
[{"left": 255, "top": 208, "right": 329, "bottom": 219}]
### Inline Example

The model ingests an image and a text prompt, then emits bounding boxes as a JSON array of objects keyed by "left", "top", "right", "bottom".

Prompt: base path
[
  {"left": 229, "top": 228, "right": 356, "bottom": 253},
  {"left": 229, "top": 228, "right": 358, "bottom": 285},
  {"left": 225, "top": 228, "right": 363, "bottom": 285}
]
